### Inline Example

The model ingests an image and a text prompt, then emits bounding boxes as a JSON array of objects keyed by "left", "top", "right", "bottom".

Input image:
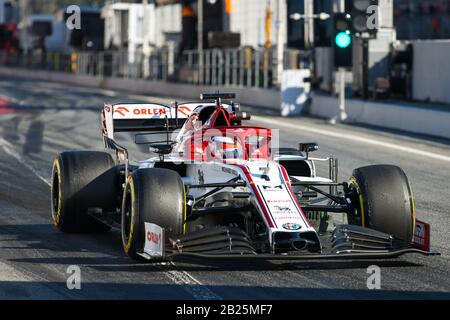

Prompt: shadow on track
[
  {"left": 3, "top": 224, "right": 425, "bottom": 272},
  {"left": 1, "top": 281, "right": 449, "bottom": 300}
]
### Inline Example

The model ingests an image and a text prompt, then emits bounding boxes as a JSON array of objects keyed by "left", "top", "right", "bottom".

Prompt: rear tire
[
  {"left": 121, "top": 168, "right": 185, "bottom": 261},
  {"left": 51, "top": 151, "right": 116, "bottom": 233},
  {"left": 348, "top": 165, "right": 415, "bottom": 242}
]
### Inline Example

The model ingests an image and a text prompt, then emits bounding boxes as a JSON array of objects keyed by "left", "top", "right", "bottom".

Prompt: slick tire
[
  {"left": 348, "top": 165, "right": 415, "bottom": 243},
  {"left": 121, "top": 168, "right": 185, "bottom": 261},
  {"left": 51, "top": 151, "right": 116, "bottom": 233}
]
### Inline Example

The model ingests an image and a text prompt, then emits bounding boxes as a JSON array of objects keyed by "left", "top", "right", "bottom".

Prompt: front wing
[{"left": 137, "top": 221, "right": 438, "bottom": 261}]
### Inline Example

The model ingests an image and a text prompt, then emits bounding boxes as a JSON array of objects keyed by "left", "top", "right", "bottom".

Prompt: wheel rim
[
  {"left": 121, "top": 187, "right": 132, "bottom": 249},
  {"left": 51, "top": 163, "right": 61, "bottom": 225},
  {"left": 348, "top": 176, "right": 365, "bottom": 227}
]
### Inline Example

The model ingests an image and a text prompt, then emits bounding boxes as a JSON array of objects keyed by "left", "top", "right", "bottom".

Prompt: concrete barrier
[
  {"left": 1, "top": 66, "right": 449, "bottom": 140},
  {"left": 311, "top": 94, "right": 450, "bottom": 139}
]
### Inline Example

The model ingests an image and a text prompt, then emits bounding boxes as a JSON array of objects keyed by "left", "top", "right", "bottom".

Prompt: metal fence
[{"left": 0, "top": 47, "right": 310, "bottom": 89}]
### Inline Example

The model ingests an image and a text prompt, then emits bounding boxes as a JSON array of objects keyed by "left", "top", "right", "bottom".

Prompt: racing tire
[
  {"left": 348, "top": 165, "right": 415, "bottom": 243},
  {"left": 121, "top": 168, "right": 185, "bottom": 261},
  {"left": 51, "top": 151, "right": 116, "bottom": 233}
]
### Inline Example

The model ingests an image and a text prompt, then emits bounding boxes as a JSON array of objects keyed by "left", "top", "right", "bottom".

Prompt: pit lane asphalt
[{"left": 0, "top": 74, "right": 448, "bottom": 299}]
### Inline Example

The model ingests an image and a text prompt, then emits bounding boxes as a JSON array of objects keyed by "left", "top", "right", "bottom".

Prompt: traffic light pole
[
  {"left": 336, "top": 0, "right": 347, "bottom": 122},
  {"left": 331, "top": 11, "right": 352, "bottom": 124},
  {"left": 198, "top": 0, "right": 204, "bottom": 84},
  {"left": 329, "top": 67, "right": 347, "bottom": 124},
  {"left": 143, "top": 0, "right": 150, "bottom": 79},
  {"left": 338, "top": 67, "right": 348, "bottom": 122},
  {"left": 304, "top": 0, "right": 314, "bottom": 48},
  {"left": 362, "top": 38, "right": 369, "bottom": 99},
  {"left": 275, "top": 0, "right": 284, "bottom": 86}
]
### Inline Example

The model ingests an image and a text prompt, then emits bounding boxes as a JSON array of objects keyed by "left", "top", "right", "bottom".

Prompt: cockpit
[{"left": 174, "top": 104, "right": 272, "bottom": 162}]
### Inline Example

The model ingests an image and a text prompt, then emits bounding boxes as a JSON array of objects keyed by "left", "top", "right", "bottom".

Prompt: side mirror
[
  {"left": 299, "top": 143, "right": 319, "bottom": 158},
  {"left": 235, "top": 111, "right": 251, "bottom": 121},
  {"left": 231, "top": 111, "right": 251, "bottom": 125}
]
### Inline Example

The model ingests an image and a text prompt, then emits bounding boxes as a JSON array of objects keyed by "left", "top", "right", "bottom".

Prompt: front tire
[
  {"left": 121, "top": 168, "right": 185, "bottom": 261},
  {"left": 51, "top": 151, "right": 116, "bottom": 233},
  {"left": 348, "top": 165, "right": 415, "bottom": 243}
]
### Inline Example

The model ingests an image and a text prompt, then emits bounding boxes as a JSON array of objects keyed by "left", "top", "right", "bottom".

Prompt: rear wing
[
  {"left": 102, "top": 102, "right": 195, "bottom": 141},
  {"left": 101, "top": 96, "right": 239, "bottom": 162},
  {"left": 102, "top": 100, "right": 239, "bottom": 141}
]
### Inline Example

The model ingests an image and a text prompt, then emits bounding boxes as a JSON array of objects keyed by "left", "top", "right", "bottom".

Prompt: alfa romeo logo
[{"left": 282, "top": 223, "right": 301, "bottom": 230}]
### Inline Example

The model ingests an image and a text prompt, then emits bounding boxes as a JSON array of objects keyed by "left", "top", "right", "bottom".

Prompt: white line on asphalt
[
  {"left": 254, "top": 116, "right": 450, "bottom": 163},
  {"left": 159, "top": 262, "right": 221, "bottom": 300},
  {"left": 0, "top": 138, "right": 51, "bottom": 186}
]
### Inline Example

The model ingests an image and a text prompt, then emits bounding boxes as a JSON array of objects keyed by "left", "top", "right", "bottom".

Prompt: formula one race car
[{"left": 50, "top": 93, "right": 436, "bottom": 261}]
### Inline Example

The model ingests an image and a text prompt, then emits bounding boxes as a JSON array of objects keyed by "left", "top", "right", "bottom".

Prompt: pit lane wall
[
  {"left": 1, "top": 67, "right": 449, "bottom": 140},
  {"left": 311, "top": 95, "right": 450, "bottom": 140}
]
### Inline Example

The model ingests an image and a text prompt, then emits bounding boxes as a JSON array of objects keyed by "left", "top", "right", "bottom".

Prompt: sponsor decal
[
  {"left": 113, "top": 104, "right": 169, "bottom": 118},
  {"left": 134, "top": 107, "right": 166, "bottom": 115},
  {"left": 273, "top": 205, "right": 294, "bottom": 213},
  {"left": 413, "top": 220, "right": 430, "bottom": 251},
  {"left": 144, "top": 223, "right": 164, "bottom": 257},
  {"left": 257, "top": 183, "right": 307, "bottom": 230},
  {"left": 415, "top": 224, "right": 424, "bottom": 241},
  {"left": 282, "top": 223, "right": 302, "bottom": 230},
  {"left": 178, "top": 105, "right": 193, "bottom": 116},
  {"left": 262, "top": 184, "right": 283, "bottom": 190},
  {"left": 114, "top": 106, "right": 129, "bottom": 116},
  {"left": 147, "top": 231, "right": 161, "bottom": 245}
]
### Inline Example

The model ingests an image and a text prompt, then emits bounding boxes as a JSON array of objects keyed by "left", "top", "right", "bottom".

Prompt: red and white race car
[{"left": 50, "top": 93, "right": 436, "bottom": 261}]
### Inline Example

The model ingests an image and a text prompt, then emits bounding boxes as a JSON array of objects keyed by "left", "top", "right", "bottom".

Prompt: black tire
[
  {"left": 121, "top": 168, "right": 185, "bottom": 261},
  {"left": 51, "top": 151, "right": 116, "bottom": 233},
  {"left": 348, "top": 165, "right": 415, "bottom": 242}
]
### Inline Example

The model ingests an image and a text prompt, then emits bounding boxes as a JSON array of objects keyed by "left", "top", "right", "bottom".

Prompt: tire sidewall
[
  {"left": 120, "top": 168, "right": 185, "bottom": 260},
  {"left": 121, "top": 174, "right": 141, "bottom": 259},
  {"left": 51, "top": 151, "right": 115, "bottom": 233},
  {"left": 349, "top": 165, "right": 415, "bottom": 242},
  {"left": 51, "top": 156, "right": 64, "bottom": 228}
]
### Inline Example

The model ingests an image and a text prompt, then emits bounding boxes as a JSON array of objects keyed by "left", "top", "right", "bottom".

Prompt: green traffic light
[{"left": 335, "top": 32, "right": 351, "bottom": 48}]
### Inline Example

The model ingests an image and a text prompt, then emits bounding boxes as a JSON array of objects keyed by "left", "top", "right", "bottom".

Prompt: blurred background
[{"left": 1, "top": 0, "right": 450, "bottom": 113}]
